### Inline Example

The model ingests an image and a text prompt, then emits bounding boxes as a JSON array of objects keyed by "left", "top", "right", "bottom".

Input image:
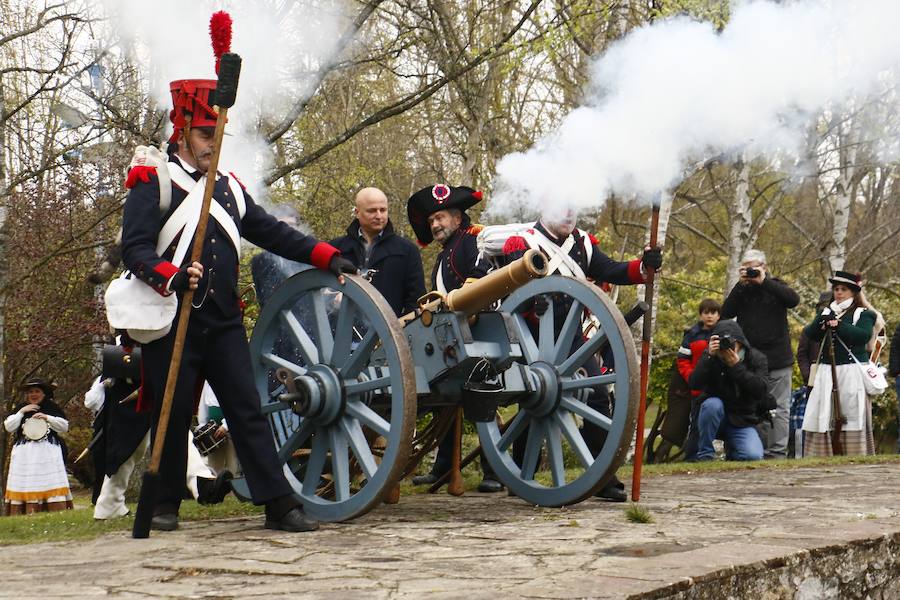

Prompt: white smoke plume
[
  {"left": 488, "top": 0, "right": 900, "bottom": 219},
  {"left": 95, "top": 0, "right": 348, "bottom": 200}
]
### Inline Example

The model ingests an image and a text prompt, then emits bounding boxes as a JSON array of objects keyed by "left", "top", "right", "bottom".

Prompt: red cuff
[
  {"left": 627, "top": 259, "right": 644, "bottom": 283},
  {"left": 124, "top": 165, "right": 156, "bottom": 189},
  {"left": 153, "top": 261, "right": 180, "bottom": 296},
  {"left": 310, "top": 242, "right": 339, "bottom": 270}
]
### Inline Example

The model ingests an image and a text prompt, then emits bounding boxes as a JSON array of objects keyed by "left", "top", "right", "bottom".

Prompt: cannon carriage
[{"left": 230, "top": 250, "right": 643, "bottom": 522}]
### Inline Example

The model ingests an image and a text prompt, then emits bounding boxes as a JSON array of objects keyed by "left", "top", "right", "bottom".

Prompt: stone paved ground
[{"left": 3, "top": 463, "right": 899, "bottom": 599}]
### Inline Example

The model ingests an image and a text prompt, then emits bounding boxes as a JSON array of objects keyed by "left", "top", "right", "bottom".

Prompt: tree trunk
[
  {"left": 725, "top": 159, "right": 752, "bottom": 294},
  {"left": 828, "top": 123, "right": 858, "bottom": 273},
  {"left": 0, "top": 75, "right": 8, "bottom": 495}
]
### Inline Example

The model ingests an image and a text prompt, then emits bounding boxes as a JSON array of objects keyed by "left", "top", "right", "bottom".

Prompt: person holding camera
[
  {"left": 684, "top": 321, "right": 771, "bottom": 461},
  {"left": 721, "top": 249, "right": 799, "bottom": 458}
]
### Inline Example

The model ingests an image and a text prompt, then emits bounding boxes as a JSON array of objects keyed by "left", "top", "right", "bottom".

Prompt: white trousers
[{"left": 93, "top": 430, "right": 214, "bottom": 519}]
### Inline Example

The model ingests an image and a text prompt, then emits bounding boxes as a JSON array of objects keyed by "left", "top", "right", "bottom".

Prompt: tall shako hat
[
  {"left": 167, "top": 11, "right": 233, "bottom": 144},
  {"left": 406, "top": 184, "right": 482, "bottom": 246},
  {"left": 829, "top": 270, "right": 863, "bottom": 292}
]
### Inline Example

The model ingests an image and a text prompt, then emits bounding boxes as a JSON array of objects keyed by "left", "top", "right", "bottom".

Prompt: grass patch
[
  {"left": 624, "top": 503, "right": 653, "bottom": 523},
  {"left": 0, "top": 496, "right": 262, "bottom": 546}
]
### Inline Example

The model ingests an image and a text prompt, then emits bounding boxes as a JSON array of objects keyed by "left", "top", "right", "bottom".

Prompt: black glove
[
  {"left": 533, "top": 295, "right": 549, "bottom": 316},
  {"left": 641, "top": 246, "right": 663, "bottom": 271},
  {"left": 328, "top": 255, "right": 358, "bottom": 277},
  {"left": 168, "top": 267, "right": 194, "bottom": 293}
]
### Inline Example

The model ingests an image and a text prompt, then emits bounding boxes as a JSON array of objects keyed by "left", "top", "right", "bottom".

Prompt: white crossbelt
[{"left": 159, "top": 162, "right": 246, "bottom": 260}]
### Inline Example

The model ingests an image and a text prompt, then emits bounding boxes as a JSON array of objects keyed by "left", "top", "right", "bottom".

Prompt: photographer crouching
[{"left": 684, "top": 321, "right": 775, "bottom": 461}]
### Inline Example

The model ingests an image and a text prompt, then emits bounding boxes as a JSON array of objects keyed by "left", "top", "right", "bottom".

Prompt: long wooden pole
[
  {"left": 826, "top": 327, "right": 845, "bottom": 455},
  {"left": 133, "top": 54, "right": 241, "bottom": 538},
  {"left": 630, "top": 201, "right": 660, "bottom": 502}
]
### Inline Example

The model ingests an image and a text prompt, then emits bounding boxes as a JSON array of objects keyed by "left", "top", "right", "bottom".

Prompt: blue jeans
[{"left": 695, "top": 397, "right": 764, "bottom": 461}]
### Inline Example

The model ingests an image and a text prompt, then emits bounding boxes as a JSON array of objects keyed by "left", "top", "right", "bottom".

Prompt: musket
[
  {"left": 631, "top": 198, "right": 661, "bottom": 502},
  {"left": 826, "top": 326, "right": 846, "bottom": 455},
  {"left": 73, "top": 427, "right": 104, "bottom": 463}
]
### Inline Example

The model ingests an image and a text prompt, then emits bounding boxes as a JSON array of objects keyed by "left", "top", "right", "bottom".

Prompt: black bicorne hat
[
  {"left": 407, "top": 184, "right": 482, "bottom": 246},
  {"left": 19, "top": 378, "right": 56, "bottom": 396},
  {"left": 829, "top": 270, "right": 862, "bottom": 292}
]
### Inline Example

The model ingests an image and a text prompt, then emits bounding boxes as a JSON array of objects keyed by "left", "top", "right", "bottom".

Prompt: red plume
[{"left": 209, "top": 11, "right": 233, "bottom": 74}]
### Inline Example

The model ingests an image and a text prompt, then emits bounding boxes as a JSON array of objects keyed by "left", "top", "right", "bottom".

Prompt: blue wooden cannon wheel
[
  {"left": 232, "top": 271, "right": 416, "bottom": 522},
  {"left": 477, "top": 276, "right": 639, "bottom": 507}
]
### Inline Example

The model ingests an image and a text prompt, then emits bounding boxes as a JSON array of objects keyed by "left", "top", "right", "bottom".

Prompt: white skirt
[
  {"left": 802, "top": 363, "right": 867, "bottom": 433},
  {"left": 4, "top": 441, "right": 72, "bottom": 504}
]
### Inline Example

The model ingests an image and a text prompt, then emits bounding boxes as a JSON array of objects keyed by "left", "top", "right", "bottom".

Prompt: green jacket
[{"left": 803, "top": 307, "right": 874, "bottom": 365}]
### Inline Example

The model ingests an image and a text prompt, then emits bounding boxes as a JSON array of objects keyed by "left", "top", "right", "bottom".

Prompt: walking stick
[
  {"left": 630, "top": 200, "right": 661, "bottom": 502},
  {"left": 132, "top": 53, "right": 242, "bottom": 538},
  {"left": 826, "top": 327, "right": 846, "bottom": 455}
]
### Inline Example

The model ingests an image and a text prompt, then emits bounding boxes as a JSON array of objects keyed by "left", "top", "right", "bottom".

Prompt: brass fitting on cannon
[{"left": 402, "top": 249, "right": 549, "bottom": 323}]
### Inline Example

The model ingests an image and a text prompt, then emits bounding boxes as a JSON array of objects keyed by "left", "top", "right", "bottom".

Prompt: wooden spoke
[
  {"left": 558, "top": 331, "right": 608, "bottom": 375},
  {"left": 345, "top": 400, "right": 390, "bottom": 438},
  {"left": 554, "top": 411, "right": 593, "bottom": 468},
  {"left": 552, "top": 300, "right": 583, "bottom": 364},
  {"left": 276, "top": 418, "right": 314, "bottom": 462},
  {"left": 560, "top": 396, "right": 612, "bottom": 431},
  {"left": 510, "top": 313, "right": 539, "bottom": 363},
  {"left": 278, "top": 310, "right": 319, "bottom": 366},
  {"left": 545, "top": 420, "right": 566, "bottom": 487},
  {"left": 343, "top": 417, "right": 378, "bottom": 480}
]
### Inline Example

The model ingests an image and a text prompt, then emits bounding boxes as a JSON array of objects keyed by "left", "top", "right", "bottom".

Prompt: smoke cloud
[
  {"left": 95, "top": 0, "right": 348, "bottom": 200},
  {"left": 488, "top": 0, "right": 900, "bottom": 219}
]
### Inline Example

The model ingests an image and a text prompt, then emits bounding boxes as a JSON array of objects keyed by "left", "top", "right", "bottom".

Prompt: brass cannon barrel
[{"left": 445, "top": 248, "right": 548, "bottom": 316}]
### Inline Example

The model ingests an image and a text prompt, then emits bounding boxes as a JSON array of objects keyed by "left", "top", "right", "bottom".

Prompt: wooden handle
[
  {"left": 447, "top": 407, "right": 465, "bottom": 496},
  {"left": 146, "top": 107, "right": 230, "bottom": 475},
  {"left": 631, "top": 201, "right": 661, "bottom": 502}
]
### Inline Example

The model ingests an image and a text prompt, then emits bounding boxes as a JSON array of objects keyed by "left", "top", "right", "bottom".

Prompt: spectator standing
[
  {"left": 3, "top": 379, "right": 73, "bottom": 515},
  {"left": 801, "top": 272, "right": 876, "bottom": 456},
  {"left": 722, "top": 249, "right": 799, "bottom": 459},
  {"left": 331, "top": 187, "right": 425, "bottom": 316},
  {"left": 685, "top": 321, "right": 770, "bottom": 461}
]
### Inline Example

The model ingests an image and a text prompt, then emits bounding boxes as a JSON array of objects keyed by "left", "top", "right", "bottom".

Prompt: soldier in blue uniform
[
  {"left": 121, "top": 76, "right": 355, "bottom": 532},
  {"left": 501, "top": 208, "right": 662, "bottom": 501},
  {"left": 406, "top": 184, "right": 502, "bottom": 492}
]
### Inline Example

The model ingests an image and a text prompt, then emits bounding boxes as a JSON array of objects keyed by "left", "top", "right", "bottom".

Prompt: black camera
[
  {"left": 718, "top": 334, "right": 734, "bottom": 351},
  {"left": 745, "top": 267, "right": 760, "bottom": 278}
]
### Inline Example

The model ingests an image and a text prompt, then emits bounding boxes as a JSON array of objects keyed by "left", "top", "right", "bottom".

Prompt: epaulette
[
  {"left": 502, "top": 235, "right": 528, "bottom": 254},
  {"left": 587, "top": 232, "right": 600, "bottom": 245},
  {"left": 466, "top": 224, "right": 484, "bottom": 235}
]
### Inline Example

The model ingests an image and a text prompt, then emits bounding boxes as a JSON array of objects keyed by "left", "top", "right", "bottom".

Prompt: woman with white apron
[
  {"left": 801, "top": 272, "right": 877, "bottom": 456},
  {"left": 3, "top": 378, "right": 73, "bottom": 515}
]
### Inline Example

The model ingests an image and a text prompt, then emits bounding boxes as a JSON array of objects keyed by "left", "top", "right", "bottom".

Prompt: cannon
[{"left": 230, "top": 249, "right": 642, "bottom": 522}]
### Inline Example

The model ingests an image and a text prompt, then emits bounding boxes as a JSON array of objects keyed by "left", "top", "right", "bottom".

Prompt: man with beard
[
  {"left": 500, "top": 206, "right": 663, "bottom": 501},
  {"left": 406, "top": 184, "right": 502, "bottom": 492},
  {"left": 121, "top": 72, "right": 355, "bottom": 532}
]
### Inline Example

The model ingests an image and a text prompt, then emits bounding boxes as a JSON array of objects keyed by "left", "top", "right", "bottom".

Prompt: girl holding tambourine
[{"left": 3, "top": 378, "right": 73, "bottom": 515}]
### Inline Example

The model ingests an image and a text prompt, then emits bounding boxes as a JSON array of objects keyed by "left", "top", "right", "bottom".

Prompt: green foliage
[{"left": 624, "top": 502, "right": 654, "bottom": 523}]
